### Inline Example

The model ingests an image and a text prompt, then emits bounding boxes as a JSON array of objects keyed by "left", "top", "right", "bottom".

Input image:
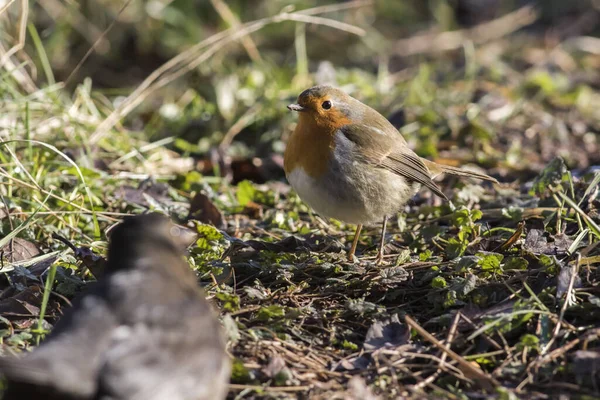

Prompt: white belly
[{"left": 287, "top": 167, "right": 372, "bottom": 224}]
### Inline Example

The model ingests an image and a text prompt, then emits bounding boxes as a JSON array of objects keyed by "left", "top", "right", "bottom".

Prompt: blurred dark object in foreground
[{"left": 0, "top": 213, "right": 230, "bottom": 400}]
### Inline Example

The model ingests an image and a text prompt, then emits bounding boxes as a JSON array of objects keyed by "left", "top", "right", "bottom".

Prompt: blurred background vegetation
[
  {"left": 15, "top": 0, "right": 599, "bottom": 86},
  {"left": 2, "top": 0, "right": 599, "bottom": 184}
]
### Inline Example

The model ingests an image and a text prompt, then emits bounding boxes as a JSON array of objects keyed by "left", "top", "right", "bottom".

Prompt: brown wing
[{"left": 339, "top": 124, "right": 448, "bottom": 200}]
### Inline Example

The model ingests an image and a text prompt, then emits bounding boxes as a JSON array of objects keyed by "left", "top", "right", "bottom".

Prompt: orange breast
[{"left": 284, "top": 113, "right": 336, "bottom": 179}]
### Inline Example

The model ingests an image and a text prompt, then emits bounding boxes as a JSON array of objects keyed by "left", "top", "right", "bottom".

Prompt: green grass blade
[
  {"left": 558, "top": 191, "right": 600, "bottom": 239},
  {"left": 0, "top": 139, "right": 101, "bottom": 239},
  {"left": 34, "top": 262, "right": 58, "bottom": 345},
  {"left": 27, "top": 23, "right": 55, "bottom": 86}
]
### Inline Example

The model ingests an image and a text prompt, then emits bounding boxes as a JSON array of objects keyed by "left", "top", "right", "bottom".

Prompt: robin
[
  {"left": 284, "top": 85, "right": 498, "bottom": 264},
  {"left": 0, "top": 213, "right": 230, "bottom": 400}
]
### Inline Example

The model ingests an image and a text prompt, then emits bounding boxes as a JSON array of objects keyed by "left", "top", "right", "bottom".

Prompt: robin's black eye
[{"left": 321, "top": 100, "right": 332, "bottom": 110}]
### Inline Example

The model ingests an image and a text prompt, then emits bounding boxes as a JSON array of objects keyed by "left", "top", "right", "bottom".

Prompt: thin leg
[
  {"left": 375, "top": 216, "right": 388, "bottom": 265},
  {"left": 348, "top": 224, "right": 363, "bottom": 262}
]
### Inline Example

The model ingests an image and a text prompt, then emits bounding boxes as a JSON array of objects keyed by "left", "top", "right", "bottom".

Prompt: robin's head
[{"left": 287, "top": 85, "right": 365, "bottom": 130}]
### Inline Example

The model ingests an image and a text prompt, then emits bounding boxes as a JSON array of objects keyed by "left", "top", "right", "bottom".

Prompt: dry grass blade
[
  {"left": 297, "top": 0, "right": 373, "bottom": 16},
  {"left": 209, "top": 0, "right": 262, "bottom": 63},
  {"left": 0, "top": 0, "right": 37, "bottom": 93},
  {"left": 494, "top": 221, "right": 525, "bottom": 252},
  {"left": 38, "top": 0, "right": 110, "bottom": 54},
  {"left": 63, "top": 0, "right": 134, "bottom": 87},
  {"left": 0, "top": 0, "right": 28, "bottom": 67},
  {"left": 394, "top": 5, "right": 538, "bottom": 56},
  {"left": 219, "top": 104, "right": 263, "bottom": 151},
  {"left": 90, "top": 1, "right": 369, "bottom": 143},
  {"left": 0, "top": 0, "right": 16, "bottom": 16},
  {"left": 0, "top": 22, "right": 36, "bottom": 92},
  {"left": 281, "top": 13, "right": 366, "bottom": 36}
]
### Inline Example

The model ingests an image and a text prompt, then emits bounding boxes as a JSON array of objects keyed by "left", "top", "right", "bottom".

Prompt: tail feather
[{"left": 423, "top": 159, "right": 498, "bottom": 183}]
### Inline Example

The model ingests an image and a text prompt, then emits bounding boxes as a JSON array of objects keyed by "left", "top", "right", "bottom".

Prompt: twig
[
  {"left": 405, "top": 315, "right": 501, "bottom": 391},
  {"left": 393, "top": 5, "right": 538, "bottom": 56},
  {"left": 413, "top": 311, "right": 461, "bottom": 390}
]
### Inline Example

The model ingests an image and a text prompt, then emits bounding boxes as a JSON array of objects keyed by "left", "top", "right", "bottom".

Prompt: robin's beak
[{"left": 287, "top": 103, "right": 306, "bottom": 112}]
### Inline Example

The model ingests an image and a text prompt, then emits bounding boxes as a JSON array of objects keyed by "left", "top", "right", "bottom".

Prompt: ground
[{"left": 0, "top": 1, "right": 600, "bottom": 399}]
